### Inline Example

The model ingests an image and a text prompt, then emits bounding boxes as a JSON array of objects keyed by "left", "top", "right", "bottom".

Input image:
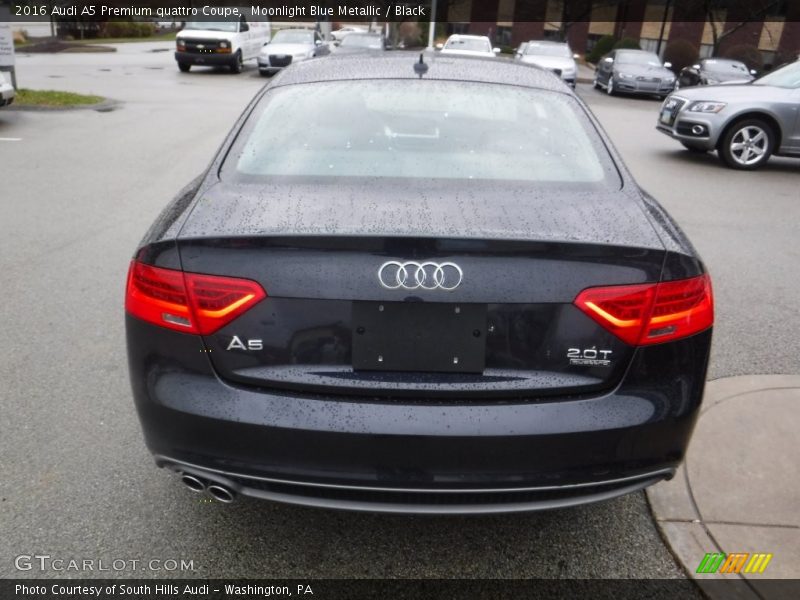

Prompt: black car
[
  {"left": 126, "top": 54, "right": 713, "bottom": 513},
  {"left": 677, "top": 58, "right": 756, "bottom": 89},
  {"left": 594, "top": 49, "right": 677, "bottom": 98}
]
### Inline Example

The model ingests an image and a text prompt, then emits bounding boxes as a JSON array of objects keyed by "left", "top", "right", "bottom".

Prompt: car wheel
[
  {"left": 606, "top": 78, "right": 615, "bottom": 96},
  {"left": 718, "top": 119, "right": 774, "bottom": 170},
  {"left": 592, "top": 77, "right": 600, "bottom": 90},
  {"left": 682, "top": 143, "right": 708, "bottom": 154},
  {"left": 178, "top": 63, "right": 190, "bottom": 73},
  {"left": 230, "top": 51, "right": 243, "bottom": 74}
]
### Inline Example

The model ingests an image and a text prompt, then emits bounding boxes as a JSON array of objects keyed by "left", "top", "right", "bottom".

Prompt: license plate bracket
[{"left": 352, "top": 302, "right": 487, "bottom": 373}]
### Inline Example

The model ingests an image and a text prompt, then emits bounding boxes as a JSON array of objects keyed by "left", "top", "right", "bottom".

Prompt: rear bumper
[
  {"left": 127, "top": 316, "right": 711, "bottom": 513},
  {"left": 158, "top": 455, "right": 673, "bottom": 514},
  {"left": 174, "top": 51, "right": 234, "bottom": 67}
]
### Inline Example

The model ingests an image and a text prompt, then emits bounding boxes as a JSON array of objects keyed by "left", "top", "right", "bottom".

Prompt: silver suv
[{"left": 657, "top": 60, "right": 800, "bottom": 170}]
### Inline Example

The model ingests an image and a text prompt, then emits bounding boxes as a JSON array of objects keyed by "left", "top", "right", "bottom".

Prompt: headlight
[
  {"left": 688, "top": 101, "right": 727, "bottom": 113},
  {"left": 617, "top": 72, "right": 632, "bottom": 79},
  {"left": 219, "top": 41, "right": 228, "bottom": 49},
  {"left": 664, "top": 76, "right": 675, "bottom": 83},
  {"left": 176, "top": 39, "right": 186, "bottom": 49}
]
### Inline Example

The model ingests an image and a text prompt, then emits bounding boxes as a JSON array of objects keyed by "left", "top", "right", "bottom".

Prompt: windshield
[
  {"left": 341, "top": 34, "right": 383, "bottom": 49},
  {"left": 226, "top": 80, "right": 614, "bottom": 186},
  {"left": 702, "top": 60, "right": 749, "bottom": 75},
  {"left": 445, "top": 38, "right": 491, "bottom": 53},
  {"left": 184, "top": 22, "right": 239, "bottom": 33},
  {"left": 526, "top": 44, "right": 571, "bottom": 58},
  {"left": 753, "top": 61, "right": 800, "bottom": 88},
  {"left": 617, "top": 52, "right": 662, "bottom": 66},
  {"left": 273, "top": 30, "right": 313, "bottom": 44}
]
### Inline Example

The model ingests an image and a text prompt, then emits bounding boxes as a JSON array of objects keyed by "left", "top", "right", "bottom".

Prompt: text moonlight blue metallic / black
[{"left": 126, "top": 54, "right": 713, "bottom": 513}]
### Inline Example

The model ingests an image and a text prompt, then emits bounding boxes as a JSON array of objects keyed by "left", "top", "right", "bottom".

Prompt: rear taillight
[
  {"left": 125, "top": 260, "right": 266, "bottom": 335},
  {"left": 574, "top": 274, "right": 713, "bottom": 346}
]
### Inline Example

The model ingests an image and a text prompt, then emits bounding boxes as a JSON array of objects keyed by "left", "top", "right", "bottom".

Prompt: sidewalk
[
  {"left": 647, "top": 375, "right": 800, "bottom": 599},
  {"left": 577, "top": 62, "right": 595, "bottom": 84}
]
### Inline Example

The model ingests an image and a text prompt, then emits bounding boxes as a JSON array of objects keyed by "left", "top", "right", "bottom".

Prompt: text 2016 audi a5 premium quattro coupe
[{"left": 125, "top": 54, "right": 713, "bottom": 513}]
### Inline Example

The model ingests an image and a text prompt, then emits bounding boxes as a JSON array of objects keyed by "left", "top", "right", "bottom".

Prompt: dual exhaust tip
[{"left": 180, "top": 473, "right": 236, "bottom": 503}]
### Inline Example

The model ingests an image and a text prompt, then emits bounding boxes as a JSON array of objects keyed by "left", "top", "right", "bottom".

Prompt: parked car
[
  {"left": 0, "top": 71, "right": 14, "bottom": 107},
  {"left": 677, "top": 58, "right": 756, "bottom": 89},
  {"left": 437, "top": 34, "right": 499, "bottom": 59},
  {"left": 334, "top": 32, "right": 385, "bottom": 55},
  {"left": 657, "top": 59, "right": 800, "bottom": 170},
  {"left": 174, "top": 18, "right": 271, "bottom": 74},
  {"left": 517, "top": 40, "right": 579, "bottom": 88},
  {"left": 594, "top": 49, "right": 676, "bottom": 98},
  {"left": 126, "top": 54, "right": 713, "bottom": 513},
  {"left": 330, "top": 25, "right": 367, "bottom": 42},
  {"left": 257, "top": 28, "right": 330, "bottom": 76},
  {"left": 513, "top": 42, "right": 529, "bottom": 58}
]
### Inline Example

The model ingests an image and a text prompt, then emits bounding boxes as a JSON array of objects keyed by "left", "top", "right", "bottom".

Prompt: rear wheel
[
  {"left": 230, "top": 51, "right": 243, "bottom": 74},
  {"left": 178, "top": 63, "right": 190, "bottom": 73},
  {"left": 718, "top": 119, "right": 774, "bottom": 170}
]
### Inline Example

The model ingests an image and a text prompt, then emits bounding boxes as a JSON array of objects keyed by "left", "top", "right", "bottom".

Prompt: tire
[
  {"left": 606, "top": 78, "right": 615, "bottom": 96},
  {"left": 178, "top": 63, "right": 190, "bottom": 73},
  {"left": 230, "top": 51, "right": 243, "bottom": 74},
  {"left": 682, "top": 143, "right": 708, "bottom": 154},
  {"left": 718, "top": 119, "right": 774, "bottom": 170},
  {"left": 592, "top": 77, "right": 600, "bottom": 90}
]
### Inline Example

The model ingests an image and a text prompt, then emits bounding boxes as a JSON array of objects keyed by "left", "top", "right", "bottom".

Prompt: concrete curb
[
  {"left": 647, "top": 375, "right": 800, "bottom": 599},
  {"left": 5, "top": 98, "right": 120, "bottom": 113}
]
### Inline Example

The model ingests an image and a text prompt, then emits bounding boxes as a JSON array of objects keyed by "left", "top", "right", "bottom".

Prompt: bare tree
[{"left": 699, "top": 0, "right": 784, "bottom": 54}]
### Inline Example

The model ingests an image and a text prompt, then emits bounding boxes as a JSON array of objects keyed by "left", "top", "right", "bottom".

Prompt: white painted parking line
[{"left": 0, "top": 137, "right": 22, "bottom": 141}]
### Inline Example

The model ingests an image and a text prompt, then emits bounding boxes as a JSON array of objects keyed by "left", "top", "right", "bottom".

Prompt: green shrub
[
  {"left": 613, "top": 37, "right": 641, "bottom": 50},
  {"left": 100, "top": 21, "right": 155, "bottom": 39},
  {"left": 721, "top": 44, "right": 763, "bottom": 72},
  {"left": 664, "top": 39, "right": 699, "bottom": 73},
  {"left": 587, "top": 35, "right": 616, "bottom": 64}
]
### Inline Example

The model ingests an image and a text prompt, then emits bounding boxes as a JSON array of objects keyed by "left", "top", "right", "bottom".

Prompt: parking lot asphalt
[{"left": 0, "top": 43, "right": 797, "bottom": 582}]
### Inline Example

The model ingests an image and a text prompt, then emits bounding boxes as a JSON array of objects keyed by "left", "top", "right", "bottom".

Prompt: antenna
[{"left": 413, "top": 53, "right": 429, "bottom": 78}]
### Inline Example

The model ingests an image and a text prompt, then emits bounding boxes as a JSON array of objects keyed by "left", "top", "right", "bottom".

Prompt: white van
[{"left": 175, "top": 16, "right": 270, "bottom": 74}]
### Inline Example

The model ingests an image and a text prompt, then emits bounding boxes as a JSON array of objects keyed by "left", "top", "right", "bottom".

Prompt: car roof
[
  {"left": 447, "top": 34, "right": 490, "bottom": 41},
  {"left": 272, "top": 53, "right": 569, "bottom": 92},
  {"left": 527, "top": 40, "right": 568, "bottom": 46}
]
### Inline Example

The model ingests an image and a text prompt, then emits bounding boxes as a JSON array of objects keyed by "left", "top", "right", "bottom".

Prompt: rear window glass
[{"left": 226, "top": 80, "right": 617, "bottom": 186}]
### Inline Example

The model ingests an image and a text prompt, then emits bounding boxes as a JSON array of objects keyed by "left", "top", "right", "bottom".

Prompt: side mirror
[
  {"left": 493, "top": 47, "right": 501, "bottom": 54},
  {"left": 664, "top": 61, "right": 672, "bottom": 69},
  {"left": 435, "top": 43, "right": 443, "bottom": 50}
]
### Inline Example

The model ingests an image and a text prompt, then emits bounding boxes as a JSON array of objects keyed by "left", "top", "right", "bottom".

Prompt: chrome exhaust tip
[
  {"left": 180, "top": 474, "right": 207, "bottom": 493},
  {"left": 207, "top": 484, "right": 236, "bottom": 504}
]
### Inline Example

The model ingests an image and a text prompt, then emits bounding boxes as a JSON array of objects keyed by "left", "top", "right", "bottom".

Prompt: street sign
[{"left": 0, "top": 22, "right": 16, "bottom": 68}]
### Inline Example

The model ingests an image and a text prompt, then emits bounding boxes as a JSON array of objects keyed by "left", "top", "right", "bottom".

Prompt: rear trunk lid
[{"left": 177, "top": 181, "right": 666, "bottom": 399}]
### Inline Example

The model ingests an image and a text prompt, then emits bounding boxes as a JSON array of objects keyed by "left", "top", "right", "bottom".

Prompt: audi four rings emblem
[{"left": 378, "top": 261, "right": 463, "bottom": 291}]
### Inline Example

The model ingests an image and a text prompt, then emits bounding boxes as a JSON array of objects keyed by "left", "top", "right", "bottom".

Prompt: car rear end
[{"left": 126, "top": 58, "right": 713, "bottom": 513}]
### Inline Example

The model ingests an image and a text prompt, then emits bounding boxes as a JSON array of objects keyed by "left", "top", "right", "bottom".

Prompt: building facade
[{"left": 439, "top": 0, "right": 799, "bottom": 66}]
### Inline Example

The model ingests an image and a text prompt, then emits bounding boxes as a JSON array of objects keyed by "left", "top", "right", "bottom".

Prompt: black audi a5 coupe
[{"left": 126, "top": 54, "right": 713, "bottom": 513}]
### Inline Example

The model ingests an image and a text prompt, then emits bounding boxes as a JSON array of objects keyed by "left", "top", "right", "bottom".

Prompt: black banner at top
[{"left": 2, "top": 0, "right": 798, "bottom": 23}]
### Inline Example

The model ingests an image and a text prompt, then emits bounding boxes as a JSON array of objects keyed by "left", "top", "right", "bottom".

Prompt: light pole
[{"left": 427, "top": 0, "right": 438, "bottom": 51}]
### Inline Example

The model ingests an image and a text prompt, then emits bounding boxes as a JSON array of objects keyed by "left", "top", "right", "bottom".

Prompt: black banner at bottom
[{"left": 4, "top": 579, "right": 800, "bottom": 600}]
